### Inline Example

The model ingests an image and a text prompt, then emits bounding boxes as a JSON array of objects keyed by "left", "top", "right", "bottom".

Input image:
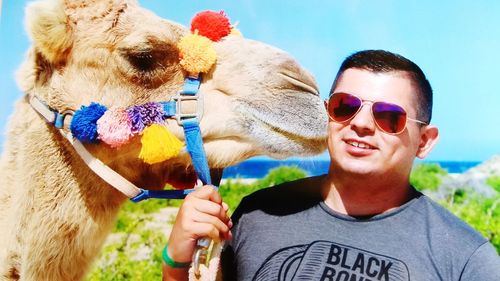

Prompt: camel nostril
[
  {"left": 278, "top": 59, "right": 319, "bottom": 96},
  {"left": 279, "top": 70, "right": 320, "bottom": 96}
]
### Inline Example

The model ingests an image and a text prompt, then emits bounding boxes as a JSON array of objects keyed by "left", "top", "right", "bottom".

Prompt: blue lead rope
[{"left": 183, "top": 119, "right": 212, "bottom": 186}]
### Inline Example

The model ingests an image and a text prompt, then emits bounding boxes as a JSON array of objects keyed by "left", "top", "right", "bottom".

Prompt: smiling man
[{"left": 164, "top": 50, "right": 500, "bottom": 281}]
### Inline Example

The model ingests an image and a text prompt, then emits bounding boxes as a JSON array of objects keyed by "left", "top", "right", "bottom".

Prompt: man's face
[{"left": 327, "top": 68, "right": 427, "bottom": 179}]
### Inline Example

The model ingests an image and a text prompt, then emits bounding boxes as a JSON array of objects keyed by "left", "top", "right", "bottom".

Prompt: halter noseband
[{"left": 29, "top": 74, "right": 210, "bottom": 202}]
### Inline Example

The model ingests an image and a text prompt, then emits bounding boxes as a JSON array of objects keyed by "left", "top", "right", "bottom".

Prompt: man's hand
[{"left": 163, "top": 185, "right": 232, "bottom": 280}]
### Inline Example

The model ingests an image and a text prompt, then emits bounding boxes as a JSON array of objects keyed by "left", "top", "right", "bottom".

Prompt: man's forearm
[{"left": 162, "top": 262, "right": 190, "bottom": 281}]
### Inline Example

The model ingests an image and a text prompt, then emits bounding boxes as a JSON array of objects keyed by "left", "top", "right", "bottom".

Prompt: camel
[{"left": 0, "top": 0, "right": 328, "bottom": 280}]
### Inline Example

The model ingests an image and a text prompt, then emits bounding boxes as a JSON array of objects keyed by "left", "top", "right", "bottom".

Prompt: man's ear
[{"left": 416, "top": 125, "right": 439, "bottom": 159}]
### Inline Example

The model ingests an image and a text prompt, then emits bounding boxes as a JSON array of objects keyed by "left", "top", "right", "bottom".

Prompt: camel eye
[
  {"left": 125, "top": 50, "right": 160, "bottom": 72},
  {"left": 117, "top": 41, "right": 180, "bottom": 87},
  {"left": 121, "top": 41, "right": 179, "bottom": 74}
]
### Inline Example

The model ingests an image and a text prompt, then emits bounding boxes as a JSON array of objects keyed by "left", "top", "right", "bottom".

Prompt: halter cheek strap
[
  {"left": 29, "top": 75, "right": 214, "bottom": 202},
  {"left": 174, "top": 76, "right": 212, "bottom": 187}
]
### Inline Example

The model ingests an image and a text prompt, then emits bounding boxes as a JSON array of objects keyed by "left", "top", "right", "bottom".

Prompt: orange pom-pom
[{"left": 191, "top": 10, "right": 231, "bottom": 42}]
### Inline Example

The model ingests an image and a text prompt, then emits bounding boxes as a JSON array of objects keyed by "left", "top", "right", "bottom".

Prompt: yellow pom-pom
[
  {"left": 229, "top": 27, "right": 242, "bottom": 37},
  {"left": 178, "top": 33, "right": 217, "bottom": 75},
  {"left": 139, "top": 124, "right": 183, "bottom": 164}
]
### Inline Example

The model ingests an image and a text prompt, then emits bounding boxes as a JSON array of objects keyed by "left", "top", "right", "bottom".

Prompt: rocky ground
[{"left": 438, "top": 155, "right": 500, "bottom": 198}]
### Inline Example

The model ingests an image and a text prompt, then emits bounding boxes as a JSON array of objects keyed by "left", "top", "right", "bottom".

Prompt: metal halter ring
[
  {"left": 192, "top": 238, "right": 211, "bottom": 277},
  {"left": 172, "top": 92, "right": 204, "bottom": 126}
]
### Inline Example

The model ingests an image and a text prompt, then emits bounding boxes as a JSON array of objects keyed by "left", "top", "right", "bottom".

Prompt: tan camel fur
[{"left": 0, "top": 0, "right": 328, "bottom": 280}]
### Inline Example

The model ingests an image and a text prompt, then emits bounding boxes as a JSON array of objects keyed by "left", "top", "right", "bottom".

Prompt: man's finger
[{"left": 188, "top": 185, "right": 222, "bottom": 204}]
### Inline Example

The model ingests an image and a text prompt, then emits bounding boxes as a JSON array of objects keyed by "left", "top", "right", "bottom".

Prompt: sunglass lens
[
  {"left": 372, "top": 102, "right": 407, "bottom": 134},
  {"left": 328, "top": 93, "right": 361, "bottom": 122}
]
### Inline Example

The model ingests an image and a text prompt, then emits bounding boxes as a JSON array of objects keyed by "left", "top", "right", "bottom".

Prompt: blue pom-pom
[{"left": 70, "top": 103, "right": 108, "bottom": 143}]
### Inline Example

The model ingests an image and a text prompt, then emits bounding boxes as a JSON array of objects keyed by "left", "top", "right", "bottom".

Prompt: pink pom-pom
[
  {"left": 191, "top": 10, "right": 231, "bottom": 42},
  {"left": 97, "top": 107, "right": 133, "bottom": 148}
]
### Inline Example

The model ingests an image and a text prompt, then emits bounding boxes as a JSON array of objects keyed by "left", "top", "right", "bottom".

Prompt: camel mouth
[
  {"left": 233, "top": 106, "right": 328, "bottom": 158},
  {"left": 237, "top": 97, "right": 328, "bottom": 140},
  {"left": 138, "top": 161, "right": 198, "bottom": 190},
  {"left": 255, "top": 113, "right": 327, "bottom": 145},
  {"left": 163, "top": 168, "right": 198, "bottom": 190},
  {"left": 144, "top": 161, "right": 225, "bottom": 190}
]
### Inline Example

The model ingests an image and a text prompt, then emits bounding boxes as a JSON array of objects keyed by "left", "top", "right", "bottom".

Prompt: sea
[{"left": 222, "top": 159, "right": 480, "bottom": 179}]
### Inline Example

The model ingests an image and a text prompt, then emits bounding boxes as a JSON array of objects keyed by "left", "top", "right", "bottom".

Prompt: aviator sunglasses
[{"left": 326, "top": 92, "right": 428, "bottom": 135}]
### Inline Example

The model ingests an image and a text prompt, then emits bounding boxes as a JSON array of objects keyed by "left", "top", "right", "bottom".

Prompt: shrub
[
  {"left": 410, "top": 163, "right": 447, "bottom": 191},
  {"left": 256, "top": 165, "right": 307, "bottom": 187},
  {"left": 219, "top": 165, "right": 307, "bottom": 211},
  {"left": 219, "top": 166, "right": 307, "bottom": 210},
  {"left": 486, "top": 176, "right": 500, "bottom": 193},
  {"left": 439, "top": 191, "right": 500, "bottom": 254}
]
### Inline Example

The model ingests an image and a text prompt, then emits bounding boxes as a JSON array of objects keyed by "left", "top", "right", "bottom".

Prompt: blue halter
[{"left": 130, "top": 75, "right": 214, "bottom": 202}]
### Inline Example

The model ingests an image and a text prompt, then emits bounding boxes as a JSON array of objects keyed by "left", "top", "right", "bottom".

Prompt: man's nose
[{"left": 350, "top": 103, "right": 376, "bottom": 135}]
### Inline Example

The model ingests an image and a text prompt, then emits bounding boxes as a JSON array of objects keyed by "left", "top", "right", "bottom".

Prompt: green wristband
[{"left": 162, "top": 243, "right": 191, "bottom": 268}]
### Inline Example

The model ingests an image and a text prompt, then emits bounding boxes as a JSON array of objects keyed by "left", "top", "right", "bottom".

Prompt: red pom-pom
[{"left": 191, "top": 10, "right": 231, "bottom": 42}]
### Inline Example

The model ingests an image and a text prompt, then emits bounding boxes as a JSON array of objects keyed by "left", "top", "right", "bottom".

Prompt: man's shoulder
[
  {"left": 416, "top": 195, "right": 488, "bottom": 245},
  {"left": 414, "top": 196, "right": 500, "bottom": 276},
  {"left": 232, "top": 175, "right": 325, "bottom": 219}
]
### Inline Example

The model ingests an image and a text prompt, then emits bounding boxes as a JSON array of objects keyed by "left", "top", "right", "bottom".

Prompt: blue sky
[{"left": 1, "top": 0, "right": 499, "bottom": 162}]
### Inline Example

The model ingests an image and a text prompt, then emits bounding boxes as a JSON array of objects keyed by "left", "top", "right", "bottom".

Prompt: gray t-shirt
[{"left": 221, "top": 176, "right": 500, "bottom": 281}]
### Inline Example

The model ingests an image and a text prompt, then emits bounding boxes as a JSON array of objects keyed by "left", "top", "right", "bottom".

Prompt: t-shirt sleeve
[{"left": 460, "top": 242, "right": 500, "bottom": 280}]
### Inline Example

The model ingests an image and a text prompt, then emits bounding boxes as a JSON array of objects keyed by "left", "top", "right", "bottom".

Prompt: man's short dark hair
[{"left": 330, "top": 50, "right": 433, "bottom": 123}]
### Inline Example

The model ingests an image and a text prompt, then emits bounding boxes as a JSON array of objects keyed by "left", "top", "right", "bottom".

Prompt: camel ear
[{"left": 25, "top": 0, "right": 73, "bottom": 65}]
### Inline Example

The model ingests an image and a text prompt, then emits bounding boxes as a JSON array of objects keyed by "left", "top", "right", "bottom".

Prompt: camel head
[{"left": 17, "top": 0, "right": 328, "bottom": 190}]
